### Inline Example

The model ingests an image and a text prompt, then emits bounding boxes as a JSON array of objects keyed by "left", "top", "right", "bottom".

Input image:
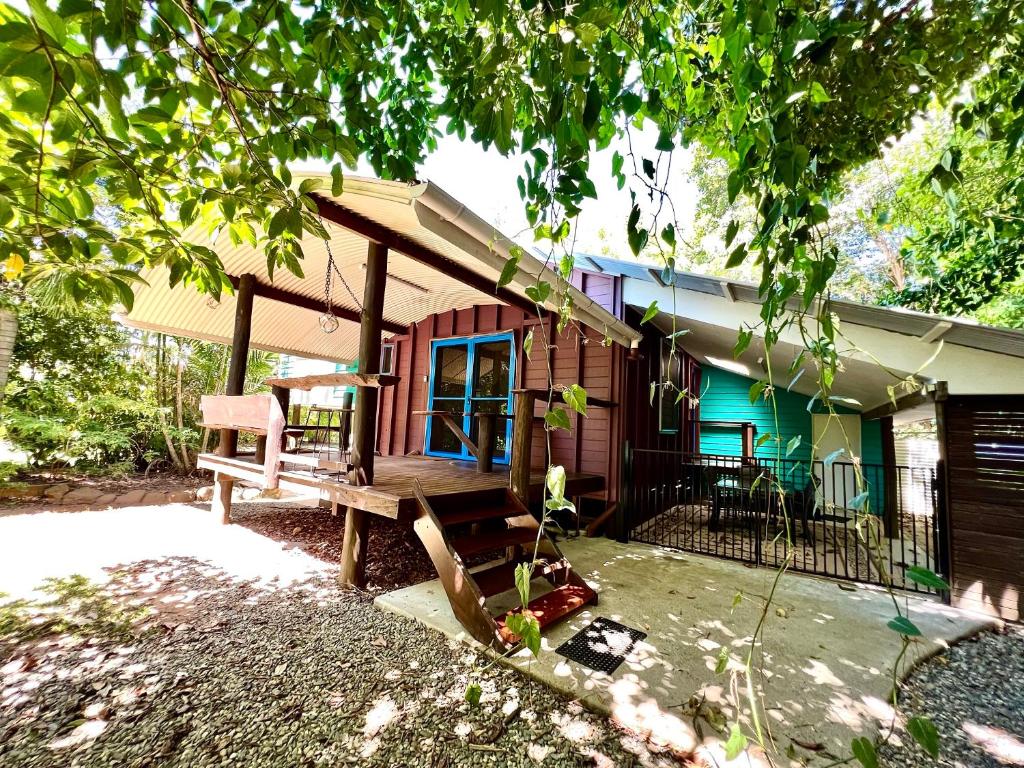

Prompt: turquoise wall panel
[{"left": 698, "top": 365, "right": 885, "bottom": 510}]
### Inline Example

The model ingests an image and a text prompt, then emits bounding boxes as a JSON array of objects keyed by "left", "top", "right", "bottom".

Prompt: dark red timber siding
[
  {"left": 939, "top": 394, "right": 1024, "bottom": 622},
  {"left": 374, "top": 269, "right": 699, "bottom": 506},
  {"left": 620, "top": 305, "right": 701, "bottom": 454}
]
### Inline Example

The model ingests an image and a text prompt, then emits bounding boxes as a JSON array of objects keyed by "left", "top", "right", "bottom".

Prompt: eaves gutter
[{"left": 413, "top": 182, "right": 641, "bottom": 349}]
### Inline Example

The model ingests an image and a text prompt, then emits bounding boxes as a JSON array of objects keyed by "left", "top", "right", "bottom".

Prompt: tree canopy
[{"left": 0, "top": 1, "right": 1018, "bottom": 318}]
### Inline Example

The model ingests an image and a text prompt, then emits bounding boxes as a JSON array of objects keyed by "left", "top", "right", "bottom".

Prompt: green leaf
[
  {"left": 330, "top": 164, "right": 344, "bottom": 196},
  {"left": 733, "top": 328, "right": 753, "bottom": 358},
  {"left": 562, "top": 384, "right": 587, "bottom": 416},
  {"left": 497, "top": 250, "right": 522, "bottom": 289},
  {"left": 749, "top": 380, "right": 766, "bottom": 404},
  {"left": 465, "top": 683, "right": 482, "bottom": 706},
  {"left": 661, "top": 223, "right": 676, "bottom": 247},
  {"left": 627, "top": 204, "right": 648, "bottom": 255},
  {"left": 823, "top": 448, "right": 845, "bottom": 467},
  {"left": 851, "top": 736, "right": 878, "bottom": 768},
  {"left": 707, "top": 35, "right": 725, "bottom": 60},
  {"left": 725, "top": 219, "right": 739, "bottom": 247},
  {"left": 725, "top": 723, "right": 747, "bottom": 761},
  {"left": 524, "top": 280, "right": 550, "bottom": 304},
  {"left": 514, "top": 562, "right": 533, "bottom": 609},
  {"left": 786, "top": 435, "right": 801, "bottom": 456},
  {"left": 28, "top": 0, "right": 66, "bottom": 44},
  {"left": 506, "top": 613, "right": 541, "bottom": 657},
  {"left": 907, "top": 716, "right": 940, "bottom": 758},
  {"left": 787, "top": 368, "right": 805, "bottom": 392},
  {"left": 523, "top": 328, "right": 534, "bottom": 360},
  {"left": 905, "top": 567, "right": 950, "bottom": 591},
  {"left": 887, "top": 615, "right": 922, "bottom": 637},
  {"left": 809, "top": 81, "right": 832, "bottom": 103},
  {"left": 715, "top": 647, "right": 729, "bottom": 674},
  {"left": 620, "top": 91, "right": 642, "bottom": 116},
  {"left": 545, "top": 408, "right": 572, "bottom": 431},
  {"left": 641, "top": 300, "right": 659, "bottom": 325},
  {"left": 546, "top": 464, "right": 567, "bottom": 502},
  {"left": 725, "top": 244, "right": 747, "bottom": 269}
]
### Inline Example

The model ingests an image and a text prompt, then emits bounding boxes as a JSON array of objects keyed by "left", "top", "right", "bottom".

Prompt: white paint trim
[{"left": 919, "top": 320, "right": 953, "bottom": 344}]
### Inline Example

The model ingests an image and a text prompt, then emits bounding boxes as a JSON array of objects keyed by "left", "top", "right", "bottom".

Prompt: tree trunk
[
  {"left": 0, "top": 308, "right": 16, "bottom": 412},
  {"left": 175, "top": 356, "right": 191, "bottom": 469}
]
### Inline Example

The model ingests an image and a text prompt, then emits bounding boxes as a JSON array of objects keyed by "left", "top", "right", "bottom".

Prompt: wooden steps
[
  {"left": 452, "top": 526, "right": 537, "bottom": 558},
  {"left": 470, "top": 558, "right": 570, "bottom": 598},
  {"left": 497, "top": 583, "right": 595, "bottom": 644},
  {"left": 439, "top": 502, "right": 525, "bottom": 527},
  {"left": 412, "top": 482, "right": 598, "bottom": 649}
]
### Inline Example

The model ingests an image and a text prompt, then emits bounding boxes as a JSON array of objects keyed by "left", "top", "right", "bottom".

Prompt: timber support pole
[
  {"left": 340, "top": 242, "right": 388, "bottom": 588},
  {"left": 214, "top": 272, "right": 256, "bottom": 524},
  {"left": 510, "top": 390, "right": 537, "bottom": 507}
]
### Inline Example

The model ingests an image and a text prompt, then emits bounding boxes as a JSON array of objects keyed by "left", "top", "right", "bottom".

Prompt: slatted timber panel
[
  {"left": 375, "top": 267, "right": 627, "bottom": 502},
  {"left": 944, "top": 395, "right": 1024, "bottom": 621}
]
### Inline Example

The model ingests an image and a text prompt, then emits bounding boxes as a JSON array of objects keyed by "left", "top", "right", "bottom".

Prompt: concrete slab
[{"left": 375, "top": 537, "right": 997, "bottom": 766}]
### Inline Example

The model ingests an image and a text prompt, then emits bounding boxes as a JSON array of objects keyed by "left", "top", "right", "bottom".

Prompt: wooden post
[
  {"left": 477, "top": 413, "right": 496, "bottom": 473},
  {"left": 213, "top": 273, "right": 255, "bottom": 524},
  {"left": 932, "top": 383, "right": 952, "bottom": 593},
  {"left": 219, "top": 273, "right": 256, "bottom": 460},
  {"left": 339, "top": 390, "right": 354, "bottom": 456},
  {"left": 272, "top": 385, "right": 290, "bottom": 450},
  {"left": 510, "top": 390, "right": 537, "bottom": 506},
  {"left": 880, "top": 415, "right": 899, "bottom": 538},
  {"left": 258, "top": 384, "right": 290, "bottom": 462},
  {"left": 340, "top": 242, "right": 388, "bottom": 588},
  {"left": 212, "top": 472, "right": 233, "bottom": 525}
]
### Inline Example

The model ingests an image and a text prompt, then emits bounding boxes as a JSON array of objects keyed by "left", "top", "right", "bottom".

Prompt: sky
[{"left": 405, "top": 126, "right": 698, "bottom": 260}]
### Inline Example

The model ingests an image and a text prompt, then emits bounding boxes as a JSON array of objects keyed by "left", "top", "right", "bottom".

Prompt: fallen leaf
[{"left": 792, "top": 737, "right": 825, "bottom": 751}]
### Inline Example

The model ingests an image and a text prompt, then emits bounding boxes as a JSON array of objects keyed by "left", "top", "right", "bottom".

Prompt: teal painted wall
[
  {"left": 698, "top": 365, "right": 885, "bottom": 511},
  {"left": 699, "top": 366, "right": 817, "bottom": 462}
]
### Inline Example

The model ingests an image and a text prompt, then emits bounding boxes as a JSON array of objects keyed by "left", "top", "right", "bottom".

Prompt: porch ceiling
[
  {"left": 621, "top": 274, "right": 1024, "bottom": 410},
  {"left": 120, "top": 176, "right": 640, "bottom": 363}
]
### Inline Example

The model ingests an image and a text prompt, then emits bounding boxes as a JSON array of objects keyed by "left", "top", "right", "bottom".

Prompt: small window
[
  {"left": 380, "top": 343, "right": 396, "bottom": 375},
  {"left": 659, "top": 337, "right": 682, "bottom": 434}
]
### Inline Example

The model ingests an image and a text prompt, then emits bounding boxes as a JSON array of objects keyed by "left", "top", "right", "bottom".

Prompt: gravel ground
[
  {"left": 881, "top": 625, "right": 1024, "bottom": 767},
  {"left": 1, "top": 556, "right": 687, "bottom": 768}
]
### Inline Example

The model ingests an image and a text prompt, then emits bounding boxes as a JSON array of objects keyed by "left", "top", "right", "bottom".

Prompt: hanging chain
[
  {"left": 321, "top": 218, "right": 362, "bottom": 311},
  {"left": 318, "top": 217, "right": 362, "bottom": 333}
]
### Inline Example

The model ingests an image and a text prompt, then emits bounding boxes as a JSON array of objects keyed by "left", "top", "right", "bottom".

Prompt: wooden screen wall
[
  {"left": 374, "top": 269, "right": 623, "bottom": 500},
  {"left": 620, "top": 306, "right": 701, "bottom": 455},
  {"left": 940, "top": 394, "right": 1024, "bottom": 622},
  {"left": 374, "top": 270, "right": 699, "bottom": 505}
]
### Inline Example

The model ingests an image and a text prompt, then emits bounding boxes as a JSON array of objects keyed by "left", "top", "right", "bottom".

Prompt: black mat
[{"left": 555, "top": 617, "right": 647, "bottom": 674}]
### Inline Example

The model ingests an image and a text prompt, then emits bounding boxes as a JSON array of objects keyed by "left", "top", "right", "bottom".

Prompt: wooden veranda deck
[{"left": 198, "top": 452, "right": 604, "bottom": 521}]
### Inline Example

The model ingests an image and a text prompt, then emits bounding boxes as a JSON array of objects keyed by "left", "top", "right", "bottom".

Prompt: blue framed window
[{"left": 425, "top": 333, "right": 515, "bottom": 463}]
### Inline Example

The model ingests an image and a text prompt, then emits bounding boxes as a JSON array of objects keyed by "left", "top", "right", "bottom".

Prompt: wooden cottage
[{"left": 122, "top": 175, "right": 1024, "bottom": 638}]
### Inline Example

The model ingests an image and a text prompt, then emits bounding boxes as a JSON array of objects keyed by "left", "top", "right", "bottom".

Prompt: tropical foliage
[{"left": 0, "top": 291, "right": 273, "bottom": 473}]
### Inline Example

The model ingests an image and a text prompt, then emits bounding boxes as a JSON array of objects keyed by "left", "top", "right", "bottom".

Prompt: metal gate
[{"left": 621, "top": 444, "right": 945, "bottom": 595}]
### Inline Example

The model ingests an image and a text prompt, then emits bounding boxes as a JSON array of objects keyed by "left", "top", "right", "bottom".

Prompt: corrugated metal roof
[
  {"left": 584, "top": 254, "right": 1024, "bottom": 359},
  {"left": 121, "top": 177, "right": 640, "bottom": 363}
]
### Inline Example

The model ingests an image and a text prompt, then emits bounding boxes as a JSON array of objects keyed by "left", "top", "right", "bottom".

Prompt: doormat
[{"left": 555, "top": 617, "right": 647, "bottom": 675}]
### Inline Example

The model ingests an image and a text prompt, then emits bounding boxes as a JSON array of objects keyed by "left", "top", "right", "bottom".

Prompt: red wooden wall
[{"left": 374, "top": 270, "right": 699, "bottom": 504}]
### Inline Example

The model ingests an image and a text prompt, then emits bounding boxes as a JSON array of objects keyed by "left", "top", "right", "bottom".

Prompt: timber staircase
[{"left": 412, "top": 483, "right": 597, "bottom": 648}]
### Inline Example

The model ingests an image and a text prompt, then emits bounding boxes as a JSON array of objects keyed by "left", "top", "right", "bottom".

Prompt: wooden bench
[{"left": 200, "top": 394, "right": 285, "bottom": 490}]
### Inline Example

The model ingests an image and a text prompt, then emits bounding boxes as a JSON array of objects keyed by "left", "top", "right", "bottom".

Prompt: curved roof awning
[{"left": 120, "top": 176, "right": 641, "bottom": 362}]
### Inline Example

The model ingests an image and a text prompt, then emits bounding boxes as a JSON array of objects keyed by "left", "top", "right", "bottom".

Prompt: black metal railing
[{"left": 622, "top": 445, "right": 945, "bottom": 595}]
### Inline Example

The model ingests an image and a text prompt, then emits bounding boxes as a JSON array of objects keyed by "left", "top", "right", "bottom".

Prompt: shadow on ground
[{"left": 1, "top": 502, "right": 689, "bottom": 767}]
